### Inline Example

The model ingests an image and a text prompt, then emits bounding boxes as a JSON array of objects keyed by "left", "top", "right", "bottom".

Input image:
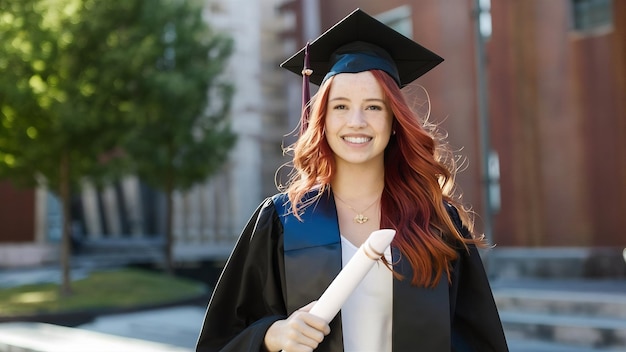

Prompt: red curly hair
[{"left": 282, "top": 70, "right": 484, "bottom": 288}]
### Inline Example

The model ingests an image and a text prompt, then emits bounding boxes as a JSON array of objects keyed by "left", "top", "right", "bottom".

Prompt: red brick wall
[
  {"left": 0, "top": 181, "right": 35, "bottom": 242},
  {"left": 286, "top": 0, "right": 626, "bottom": 247},
  {"left": 489, "top": 0, "right": 626, "bottom": 246}
]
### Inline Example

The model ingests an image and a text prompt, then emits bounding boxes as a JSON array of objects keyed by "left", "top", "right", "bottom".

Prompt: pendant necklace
[{"left": 334, "top": 193, "right": 380, "bottom": 224}]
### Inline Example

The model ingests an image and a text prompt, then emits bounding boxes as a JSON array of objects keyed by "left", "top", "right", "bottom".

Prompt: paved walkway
[
  {"left": 78, "top": 305, "right": 206, "bottom": 350},
  {"left": 0, "top": 265, "right": 92, "bottom": 289},
  {"left": 0, "top": 320, "right": 195, "bottom": 352}
]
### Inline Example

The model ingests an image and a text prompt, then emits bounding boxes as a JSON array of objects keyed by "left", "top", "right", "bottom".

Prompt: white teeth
[{"left": 343, "top": 136, "right": 371, "bottom": 144}]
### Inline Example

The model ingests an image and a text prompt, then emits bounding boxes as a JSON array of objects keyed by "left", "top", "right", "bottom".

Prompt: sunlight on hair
[
  {"left": 401, "top": 82, "right": 431, "bottom": 121},
  {"left": 401, "top": 82, "right": 470, "bottom": 201}
]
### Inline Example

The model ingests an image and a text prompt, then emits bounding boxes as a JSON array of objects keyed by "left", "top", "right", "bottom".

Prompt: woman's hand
[{"left": 264, "top": 302, "right": 331, "bottom": 352}]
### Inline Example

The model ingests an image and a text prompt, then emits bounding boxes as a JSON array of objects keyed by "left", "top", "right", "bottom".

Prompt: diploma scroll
[{"left": 309, "top": 229, "right": 396, "bottom": 323}]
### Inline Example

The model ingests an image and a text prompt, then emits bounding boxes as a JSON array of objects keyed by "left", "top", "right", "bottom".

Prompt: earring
[{"left": 392, "top": 130, "right": 396, "bottom": 135}]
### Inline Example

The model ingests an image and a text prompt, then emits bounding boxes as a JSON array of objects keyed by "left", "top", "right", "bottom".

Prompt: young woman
[{"left": 196, "top": 9, "right": 508, "bottom": 352}]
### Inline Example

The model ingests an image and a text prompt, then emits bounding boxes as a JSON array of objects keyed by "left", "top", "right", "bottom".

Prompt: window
[
  {"left": 572, "top": 0, "right": 613, "bottom": 32},
  {"left": 376, "top": 5, "right": 413, "bottom": 39},
  {"left": 478, "top": 0, "right": 492, "bottom": 40}
]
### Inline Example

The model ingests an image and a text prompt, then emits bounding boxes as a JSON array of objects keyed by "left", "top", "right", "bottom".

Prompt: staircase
[
  {"left": 493, "top": 281, "right": 626, "bottom": 351},
  {"left": 487, "top": 248, "right": 626, "bottom": 352},
  {"left": 72, "top": 237, "right": 166, "bottom": 268}
]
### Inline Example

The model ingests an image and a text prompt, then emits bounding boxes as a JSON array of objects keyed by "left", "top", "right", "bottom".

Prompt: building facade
[
  {"left": 0, "top": 0, "right": 292, "bottom": 266},
  {"left": 286, "top": 0, "right": 625, "bottom": 249},
  {"left": 489, "top": 0, "right": 626, "bottom": 247},
  {"left": 2, "top": 0, "right": 624, "bottom": 268}
]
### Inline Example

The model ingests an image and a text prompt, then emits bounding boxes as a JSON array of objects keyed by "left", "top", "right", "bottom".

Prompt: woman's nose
[{"left": 346, "top": 110, "right": 367, "bottom": 127}]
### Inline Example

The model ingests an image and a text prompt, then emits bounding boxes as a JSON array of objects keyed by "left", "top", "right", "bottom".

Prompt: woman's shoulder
[
  {"left": 443, "top": 201, "right": 461, "bottom": 224},
  {"left": 443, "top": 201, "right": 474, "bottom": 243},
  {"left": 270, "top": 188, "right": 326, "bottom": 213},
  {"left": 270, "top": 192, "right": 289, "bottom": 205},
  {"left": 254, "top": 192, "right": 300, "bottom": 224}
]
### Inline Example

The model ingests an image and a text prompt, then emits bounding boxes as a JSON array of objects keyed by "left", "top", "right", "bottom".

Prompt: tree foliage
[
  {"left": 0, "top": 0, "right": 123, "bottom": 189},
  {"left": 119, "top": 0, "right": 236, "bottom": 191},
  {"left": 114, "top": 0, "right": 236, "bottom": 273},
  {"left": 0, "top": 0, "right": 235, "bottom": 284}
]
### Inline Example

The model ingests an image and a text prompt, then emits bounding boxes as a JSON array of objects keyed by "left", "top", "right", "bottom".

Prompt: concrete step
[
  {"left": 486, "top": 247, "right": 626, "bottom": 279},
  {"left": 72, "top": 238, "right": 166, "bottom": 268},
  {"left": 493, "top": 282, "right": 626, "bottom": 351},
  {"left": 501, "top": 311, "right": 626, "bottom": 349},
  {"left": 495, "top": 288, "right": 626, "bottom": 319},
  {"left": 507, "top": 337, "right": 626, "bottom": 352},
  {"left": 76, "top": 237, "right": 164, "bottom": 254}
]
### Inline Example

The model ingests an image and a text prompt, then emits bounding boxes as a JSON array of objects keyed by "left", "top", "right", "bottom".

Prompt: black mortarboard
[{"left": 280, "top": 8, "right": 444, "bottom": 88}]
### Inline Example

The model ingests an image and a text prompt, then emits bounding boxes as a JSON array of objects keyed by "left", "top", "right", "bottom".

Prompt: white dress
[{"left": 340, "top": 236, "right": 393, "bottom": 352}]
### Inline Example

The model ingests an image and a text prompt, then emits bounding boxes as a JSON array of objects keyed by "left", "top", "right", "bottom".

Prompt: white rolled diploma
[{"left": 308, "top": 229, "right": 396, "bottom": 323}]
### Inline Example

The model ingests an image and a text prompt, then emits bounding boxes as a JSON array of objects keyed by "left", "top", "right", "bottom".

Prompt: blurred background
[{"left": 1, "top": 0, "right": 625, "bottom": 351}]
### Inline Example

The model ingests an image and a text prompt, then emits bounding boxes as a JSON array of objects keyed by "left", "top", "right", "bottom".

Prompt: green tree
[
  {"left": 0, "top": 0, "right": 129, "bottom": 296},
  {"left": 119, "top": 2, "right": 235, "bottom": 275},
  {"left": 0, "top": 0, "right": 234, "bottom": 290}
]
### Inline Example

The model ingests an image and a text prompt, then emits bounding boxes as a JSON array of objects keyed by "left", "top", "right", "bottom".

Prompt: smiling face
[{"left": 324, "top": 71, "right": 393, "bottom": 170}]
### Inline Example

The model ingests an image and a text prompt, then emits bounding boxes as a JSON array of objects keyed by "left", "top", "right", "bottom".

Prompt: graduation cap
[{"left": 280, "top": 8, "right": 443, "bottom": 132}]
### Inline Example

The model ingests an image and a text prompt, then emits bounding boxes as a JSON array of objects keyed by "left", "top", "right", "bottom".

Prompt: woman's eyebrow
[{"left": 328, "top": 97, "right": 385, "bottom": 102}]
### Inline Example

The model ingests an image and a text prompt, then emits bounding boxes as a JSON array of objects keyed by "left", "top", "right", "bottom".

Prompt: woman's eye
[
  {"left": 333, "top": 104, "right": 347, "bottom": 110},
  {"left": 366, "top": 105, "right": 383, "bottom": 111}
]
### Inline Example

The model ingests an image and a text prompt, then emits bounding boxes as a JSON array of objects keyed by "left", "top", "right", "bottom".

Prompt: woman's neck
[
  {"left": 331, "top": 164, "right": 385, "bottom": 246},
  {"left": 331, "top": 164, "right": 385, "bottom": 201}
]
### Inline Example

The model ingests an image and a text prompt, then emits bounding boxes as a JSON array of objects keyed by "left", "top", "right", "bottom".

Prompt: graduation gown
[{"left": 196, "top": 191, "right": 509, "bottom": 352}]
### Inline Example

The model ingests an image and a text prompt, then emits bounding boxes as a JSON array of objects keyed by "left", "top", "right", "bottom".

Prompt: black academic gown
[{"left": 196, "top": 191, "right": 509, "bottom": 352}]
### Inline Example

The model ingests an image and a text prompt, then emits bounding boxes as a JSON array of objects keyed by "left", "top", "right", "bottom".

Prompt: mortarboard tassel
[{"left": 300, "top": 42, "right": 313, "bottom": 135}]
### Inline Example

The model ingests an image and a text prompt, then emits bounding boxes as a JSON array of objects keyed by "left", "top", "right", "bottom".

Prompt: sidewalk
[
  {"left": 0, "top": 265, "right": 92, "bottom": 289},
  {"left": 0, "top": 320, "right": 195, "bottom": 352},
  {"left": 78, "top": 305, "right": 207, "bottom": 350}
]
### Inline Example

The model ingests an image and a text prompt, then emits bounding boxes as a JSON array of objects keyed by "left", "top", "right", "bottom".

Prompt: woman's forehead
[{"left": 328, "top": 71, "right": 384, "bottom": 96}]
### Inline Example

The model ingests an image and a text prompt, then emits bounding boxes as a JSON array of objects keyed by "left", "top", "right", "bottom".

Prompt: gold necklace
[{"left": 334, "top": 193, "right": 380, "bottom": 224}]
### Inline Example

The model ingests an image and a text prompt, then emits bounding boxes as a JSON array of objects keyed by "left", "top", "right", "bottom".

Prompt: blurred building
[
  {"left": 0, "top": 0, "right": 292, "bottom": 266},
  {"left": 278, "top": 0, "right": 626, "bottom": 277},
  {"left": 290, "top": 0, "right": 624, "bottom": 241},
  {"left": 489, "top": 0, "right": 625, "bottom": 248},
  {"left": 1, "top": 0, "right": 625, "bottom": 276},
  {"left": 168, "top": 0, "right": 292, "bottom": 260}
]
